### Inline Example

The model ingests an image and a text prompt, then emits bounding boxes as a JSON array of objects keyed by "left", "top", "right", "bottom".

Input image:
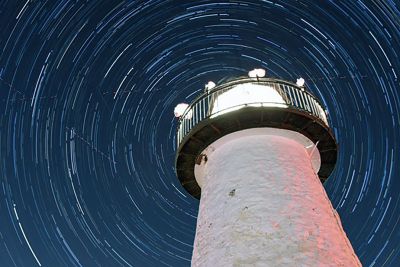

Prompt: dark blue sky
[{"left": 0, "top": 1, "right": 399, "bottom": 266}]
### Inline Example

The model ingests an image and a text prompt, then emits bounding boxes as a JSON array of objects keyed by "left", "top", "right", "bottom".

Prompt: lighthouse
[{"left": 174, "top": 70, "right": 361, "bottom": 266}]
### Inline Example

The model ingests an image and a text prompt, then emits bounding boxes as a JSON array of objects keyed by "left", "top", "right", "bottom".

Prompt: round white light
[
  {"left": 248, "top": 68, "right": 266, "bottom": 78},
  {"left": 205, "top": 81, "right": 216, "bottom": 91},
  {"left": 174, "top": 103, "right": 189, "bottom": 118},
  {"left": 296, "top": 77, "right": 305, "bottom": 87}
]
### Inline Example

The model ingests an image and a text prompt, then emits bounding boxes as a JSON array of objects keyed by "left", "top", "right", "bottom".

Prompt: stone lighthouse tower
[{"left": 174, "top": 69, "right": 361, "bottom": 266}]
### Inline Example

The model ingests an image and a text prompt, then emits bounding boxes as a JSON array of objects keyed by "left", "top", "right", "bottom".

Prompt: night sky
[{"left": 0, "top": 1, "right": 399, "bottom": 266}]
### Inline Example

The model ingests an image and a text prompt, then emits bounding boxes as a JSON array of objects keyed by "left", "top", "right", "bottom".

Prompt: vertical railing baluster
[
  {"left": 199, "top": 100, "right": 203, "bottom": 121},
  {"left": 179, "top": 125, "right": 182, "bottom": 146},
  {"left": 285, "top": 85, "right": 292, "bottom": 106},
  {"left": 194, "top": 104, "right": 196, "bottom": 126},
  {"left": 202, "top": 98, "right": 205, "bottom": 119},
  {"left": 282, "top": 84, "right": 288, "bottom": 104},
  {"left": 297, "top": 90, "right": 304, "bottom": 111},
  {"left": 301, "top": 91, "right": 308, "bottom": 113},
  {"left": 304, "top": 93, "right": 310, "bottom": 113},
  {"left": 291, "top": 85, "right": 297, "bottom": 106},
  {"left": 290, "top": 86, "right": 296, "bottom": 106},
  {"left": 316, "top": 102, "right": 324, "bottom": 122},
  {"left": 190, "top": 108, "right": 193, "bottom": 131},
  {"left": 295, "top": 89, "right": 303, "bottom": 110},
  {"left": 308, "top": 95, "right": 313, "bottom": 113},
  {"left": 208, "top": 94, "right": 212, "bottom": 117},
  {"left": 195, "top": 103, "right": 198, "bottom": 126},
  {"left": 309, "top": 95, "right": 317, "bottom": 117},
  {"left": 303, "top": 94, "right": 310, "bottom": 113}
]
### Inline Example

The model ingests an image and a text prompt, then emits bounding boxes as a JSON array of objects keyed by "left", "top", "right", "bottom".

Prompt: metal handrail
[{"left": 177, "top": 77, "right": 328, "bottom": 148}]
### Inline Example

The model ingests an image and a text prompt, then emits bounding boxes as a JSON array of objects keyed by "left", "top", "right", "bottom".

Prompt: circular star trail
[{"left": 1, "top": 1, "right": 399, "bottom": 266}]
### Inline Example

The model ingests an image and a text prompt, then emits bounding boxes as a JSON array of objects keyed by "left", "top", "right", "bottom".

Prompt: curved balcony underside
[{"left": 176, "top": 105, "right": 337, "bottom": 199}]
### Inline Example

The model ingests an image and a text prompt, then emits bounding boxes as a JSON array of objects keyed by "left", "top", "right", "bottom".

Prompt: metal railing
[{"left": 177, "top": 78, "right": 328, "bottom": 148}]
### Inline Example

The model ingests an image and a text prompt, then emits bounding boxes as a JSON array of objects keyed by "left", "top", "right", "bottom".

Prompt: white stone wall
[{"left": 192, "top": 128, "right": 361, "bottom": 267}]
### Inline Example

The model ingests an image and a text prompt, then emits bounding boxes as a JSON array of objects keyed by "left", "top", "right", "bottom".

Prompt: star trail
[{"left": 0, "top": 1, "right": 399, "bottom": 266}]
